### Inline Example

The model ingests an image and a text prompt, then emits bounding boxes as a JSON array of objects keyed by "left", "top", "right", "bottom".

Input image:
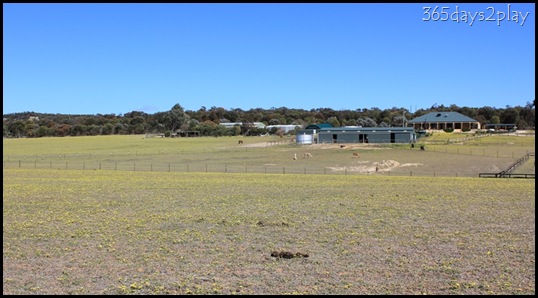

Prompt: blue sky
[{"left": 3, "top": 3, "right": 535, "bottom": 115}]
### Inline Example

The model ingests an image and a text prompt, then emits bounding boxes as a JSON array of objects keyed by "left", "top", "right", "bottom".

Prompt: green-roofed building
[
  {"left": 304, "top": 123, "right": 333, "bottom": 130},
  {"left": 407, "top": 112, "right": 481, "bottom": 130}
]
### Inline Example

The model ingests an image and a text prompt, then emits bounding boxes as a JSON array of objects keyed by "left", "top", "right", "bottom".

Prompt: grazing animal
[
  {"left": 238, "top": 140, "right": 243, "bottom": 144},
  {"left": 304, "top": 152, "right": 313, "bottom": 159},
  {"left": 340, "top": 145, "right": 346, "bottom": 148},
  {"left": 352, "top": 152, "right": 360, "bottom": 158}
]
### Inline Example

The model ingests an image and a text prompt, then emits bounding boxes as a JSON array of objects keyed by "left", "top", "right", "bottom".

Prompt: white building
[
  {"left": 219, "top": 122, "right": 266, "bottom": 129},
  {"left": 266, "top": 124, "right": 302, "bottom": 133}
]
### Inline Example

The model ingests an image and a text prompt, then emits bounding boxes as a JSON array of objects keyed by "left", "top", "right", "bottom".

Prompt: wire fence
[{"left": 3, "top": 158, "right": 532, "bottom": 178}]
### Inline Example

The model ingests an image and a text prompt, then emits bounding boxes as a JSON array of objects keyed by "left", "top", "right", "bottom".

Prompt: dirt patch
[{"left": 327, "top": 159, "right": 423, "bottom": 173}]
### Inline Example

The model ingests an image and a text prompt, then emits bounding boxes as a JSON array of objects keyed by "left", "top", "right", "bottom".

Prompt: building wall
[{"left": 317, "top": 131, "right": 415, "bottom": 144}]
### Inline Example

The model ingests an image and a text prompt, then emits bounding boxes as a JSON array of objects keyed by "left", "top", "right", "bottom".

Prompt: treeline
[{"left": 3, "top": 101, "right": 535, "bottom": 138}]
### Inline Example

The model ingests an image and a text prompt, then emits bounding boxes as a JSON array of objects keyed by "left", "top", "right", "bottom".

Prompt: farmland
[{"left": 3, "top": 133, "right": 536, "bottom": 294}]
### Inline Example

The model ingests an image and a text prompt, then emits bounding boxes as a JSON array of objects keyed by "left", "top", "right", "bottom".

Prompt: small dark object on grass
[
  {"left": 420, "top": 145, "right": 425, "bottom": 151},
  {"left": 271, "top": 250, "right": 309, "bottom": 259}
]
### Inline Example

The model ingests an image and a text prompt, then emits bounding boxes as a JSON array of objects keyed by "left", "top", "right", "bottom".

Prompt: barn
[{"left": 316, "top": 127, "right": 416, "bottom": 144}]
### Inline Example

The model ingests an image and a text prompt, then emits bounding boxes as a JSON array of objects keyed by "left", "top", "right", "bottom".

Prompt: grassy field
[
  {"left": 3, "top": 133, "right": 536, "bottom": 294},
  {"left": 2, "top": 133, "right": 535, "bottom": 177}
]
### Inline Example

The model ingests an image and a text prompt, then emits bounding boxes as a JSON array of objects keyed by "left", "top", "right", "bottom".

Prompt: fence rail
[
  {"left": 478, "top": 173, "right": 535, "bottom": 179},
  {"left": 479, "top": 152, "right": 535, "bottom": 179}
]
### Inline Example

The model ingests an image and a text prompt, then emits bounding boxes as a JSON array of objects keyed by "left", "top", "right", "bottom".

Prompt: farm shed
[
  {"left": 296, "top": 123, "right": 333, "bottom": 135},
  {"left": 483, "top": 123, "right": 517, "bottom": 131},
  {"left": 266, "top": 124, "right": 303, "bottom": 133},
  {"left": 316, "top": 127, "right": 416, "bottom": 144},
  {"left": 219, "top": 122, "right": 266, "bottom": 129},
  {"left": 407, "top": 112, "right": 481, "bottom": 130}
]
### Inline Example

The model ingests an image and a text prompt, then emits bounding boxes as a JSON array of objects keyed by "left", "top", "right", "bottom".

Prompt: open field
[
  {"left": 3, "top": 169, "right": 535, "bottom": 295},
  {"left": 3, "top": 133, "right": 535, "bottom": 294},
  {"left": 2, "top": 133, "right": 535, "bottom": 177}
]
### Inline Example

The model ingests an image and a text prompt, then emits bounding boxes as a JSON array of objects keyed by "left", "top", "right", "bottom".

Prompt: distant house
[{"left": 407, "top": 112, "right": 481, "bottom": 130}]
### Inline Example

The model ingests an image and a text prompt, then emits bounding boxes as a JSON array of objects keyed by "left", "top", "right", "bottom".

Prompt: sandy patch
[{"left": 327, "top": 159, "right": 423, "bottom": 173}]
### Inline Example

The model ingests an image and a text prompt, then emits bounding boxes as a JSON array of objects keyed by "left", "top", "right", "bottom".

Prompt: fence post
[
  {"left": 168, "top": 164, "right": 171, "bottom": 172},
  {"left": 19, "top": 160, "right": 21, "bottom": 168},
  {"left": 410, "top": 171, "right": 412, "bottom": 176}
]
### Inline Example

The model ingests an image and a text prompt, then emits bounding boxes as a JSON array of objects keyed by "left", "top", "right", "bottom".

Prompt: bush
[{"left": 443, "top": 128, "right": 454, "bottom": 133}]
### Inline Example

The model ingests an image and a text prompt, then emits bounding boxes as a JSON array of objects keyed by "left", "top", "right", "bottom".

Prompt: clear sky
[{"left": 3, "top": 3, "right": 535, "bottom": 115}]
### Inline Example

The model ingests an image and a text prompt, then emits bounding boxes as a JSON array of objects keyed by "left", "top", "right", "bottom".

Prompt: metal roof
[
  {"left": 319, "top": 127, "right": 415, "bottom": 132},
  {"left": 407, "top": 112, "right": 478, "bottom": 123},
  {"left": 305, "top": 123, "right": 333, "bottom": 130}
]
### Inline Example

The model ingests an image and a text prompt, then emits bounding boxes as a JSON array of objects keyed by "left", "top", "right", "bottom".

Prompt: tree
[
  {"left": 356, "top": 117, "right": 377, "bottom": 127},
  {"left": 500, "top": 108, "right": 519, "bottom": 124},
  {"left": 162, "top": 104, "right": 190, "bottom": 132},
  {"left": 326, "top": 116, "right": 340, "bottom": 127}
]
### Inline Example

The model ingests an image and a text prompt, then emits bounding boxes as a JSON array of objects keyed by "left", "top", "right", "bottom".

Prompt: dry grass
[
  {"left": 2, "top": 134, "right": 535, "bottom": 177},
  {"left": 3, "top": 134, "right": 535, "bottom": 294},
  {"left": 3, "top": 169, "right": 535, "bottom": 295}
]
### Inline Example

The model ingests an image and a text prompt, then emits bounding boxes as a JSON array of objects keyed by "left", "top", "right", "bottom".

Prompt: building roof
[
  {"left": 407, "top": 112, "right": 478, "bottom": 124},
  {"left": 219, "top": 122, "right": 266, "bottom": 128},
  {"left": 319, "top": 127, "right": 415, "bottom": 133},
  {"left": 305, "top": 123, "right": 333, "bottom": 130}
]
